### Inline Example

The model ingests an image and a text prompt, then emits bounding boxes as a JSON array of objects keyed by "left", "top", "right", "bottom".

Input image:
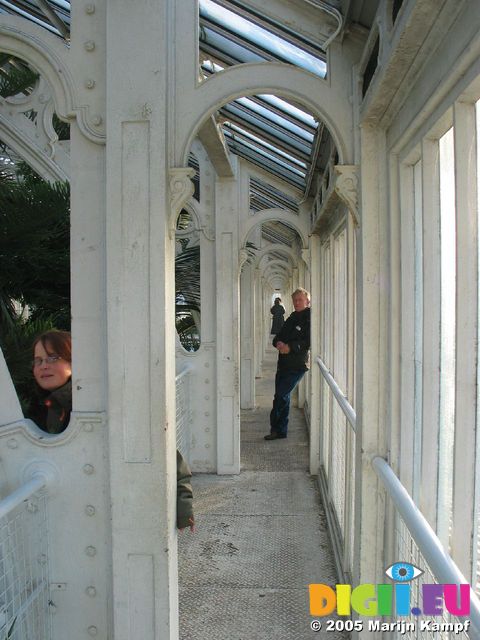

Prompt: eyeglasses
[{"left": 32, "top": 355, "right": 63, "bottom": 368}]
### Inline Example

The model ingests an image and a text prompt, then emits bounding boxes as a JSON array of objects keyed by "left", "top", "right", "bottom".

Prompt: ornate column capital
[
  {"left": 238, "top": 248, "right": 249, "bottom": 270},
  {"left": 169, "top": 167, "right": 195, "bottom": 235},
  {"left": 334, "top": 165, "right": 359, "bottom": 227}
]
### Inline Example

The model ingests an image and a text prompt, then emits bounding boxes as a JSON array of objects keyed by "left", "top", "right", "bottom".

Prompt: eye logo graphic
[
  {"left": 385, "top": 562, "right": 423, "bottom": 582},
  {"left": 309, "top": 561, "right": 470, "bottom": 618}
]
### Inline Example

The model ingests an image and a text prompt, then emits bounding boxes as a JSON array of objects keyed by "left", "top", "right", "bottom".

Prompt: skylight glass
[
  {"left": 199, "top": 0, "right": 326, "bottom": 78},
  {"left": 235, "top": 97, "right": 314, "bottom": 142},
  {"left": 200, "top": 25, "right": 265, "bottom": 65},
  {"left": 257, "top": 95, "right": 317, "bottom": 128},
  {"left": 221, "top": 104, "right": 312, "bottom": 157},
  {"left": 0, "top": 1, "right": 60, "bottom": 35},
  {"left": 226, "top": 123, "right": 307, "bottom": 168},
  {"left": 224, "top": 131, "right": 306, "bottom": 178},
  {"left": 0, "top": 0, "right": 70, "bottom": 38}
]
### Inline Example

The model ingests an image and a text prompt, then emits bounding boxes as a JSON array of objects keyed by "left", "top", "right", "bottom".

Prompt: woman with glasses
[
  {"left": 28, "top": 329, "right": 194, "bottom": 528},
  {"left": 30, "top": 330, "right": 72, "bottom": 434}
]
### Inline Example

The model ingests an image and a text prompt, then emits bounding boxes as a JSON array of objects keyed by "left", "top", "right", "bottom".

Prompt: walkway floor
[{"left": 178, "top": 348, "right": 346, "bottom": 640}]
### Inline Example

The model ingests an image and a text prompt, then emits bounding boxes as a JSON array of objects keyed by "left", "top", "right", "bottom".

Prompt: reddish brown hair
[{"left": 32, "top": 330, "right": 71, "bottom": 365}]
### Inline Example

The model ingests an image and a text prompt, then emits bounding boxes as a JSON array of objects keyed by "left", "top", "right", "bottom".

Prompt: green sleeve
[{"left": 176, "top": 449, "right": 194, "bottom": 529}]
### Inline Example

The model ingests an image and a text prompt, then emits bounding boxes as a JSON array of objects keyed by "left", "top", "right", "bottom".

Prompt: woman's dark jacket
[
  {"left": 177, "top": 449, "right": 194, "bottom": 529},
  {"left": 272, "top": 307, "right": 310, "bottom": 371},
  {"left": 29, "top": 379, "right": 72, "bottom": 434},
  {"left": 270, "top": 303, "right": 286, "bottom": 335}
]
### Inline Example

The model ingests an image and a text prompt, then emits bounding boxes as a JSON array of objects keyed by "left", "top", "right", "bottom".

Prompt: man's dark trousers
[{"left": 269, "top": 368, "right": 306, "bottom": 437}]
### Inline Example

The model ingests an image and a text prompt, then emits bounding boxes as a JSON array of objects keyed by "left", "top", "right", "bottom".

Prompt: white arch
[
  {"left": 259, "top": 254, "right": 293, "bottom": 273},
  {"left": 255, "top": 243, "right": 303, "bottom": 268},
  {"left": 261, "top": 259, "right": 292, "bottom": 280},
  {"left": 0, "top": 16, "right": 104, "bottom": 143},
  {"left": 242, "top": 208, "right": 309, "bottom": 249},
  {"left": 176, "top": 62, "right": 352, "bottom": 167},
  {"left": 0, "top": 117, "right": 68, "bottom": 181}
]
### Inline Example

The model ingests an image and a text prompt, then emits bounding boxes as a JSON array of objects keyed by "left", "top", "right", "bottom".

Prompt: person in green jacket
[{"left": 177, "top": 449, "right": 195, "bottom": 531}]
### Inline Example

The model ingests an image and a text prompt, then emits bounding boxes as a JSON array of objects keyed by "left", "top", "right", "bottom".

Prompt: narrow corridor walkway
[{"left": 178, "top": 349, "right": 346, "bottom": 640}]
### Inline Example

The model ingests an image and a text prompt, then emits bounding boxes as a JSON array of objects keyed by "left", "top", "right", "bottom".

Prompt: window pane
[{"left": 437, "top": 127, "right": 456, "bottom": 549}]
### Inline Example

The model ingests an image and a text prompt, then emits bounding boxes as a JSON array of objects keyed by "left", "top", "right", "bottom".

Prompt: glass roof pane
[
  {"left": 200, "top": 25, "right": 265, "bottom": 65},
  {"left": 0, "top": 0, "right": 70, "bottom": 37},
  {"left": 201, "top": 60, "right": 225, "bottom": 75},
  {"left": 257, "top": 95, "right": 317, "bottom": 128},
  {"left": 0, "top": 1, "right": 57, "bottom": 35},
  {"left": 250, "top": 177, "right": 299, "bottom": 213},
  {"left": 223, "top": 130, "right": 306, "bottom": 180},
  {"left": 236, "top": 97, "right": 314, "bottom": 142},
  {"left": 220, "top": 104, "right": 312, "bottom": 157},
  {"left": 224, "top": 147, "right": 304, "bottom": 188},
  {"left": 226, "top": 123, "right": 307, "bottom": 168},
  {"left": 199, "top": 0, "right": 326, "bottom": 78}
]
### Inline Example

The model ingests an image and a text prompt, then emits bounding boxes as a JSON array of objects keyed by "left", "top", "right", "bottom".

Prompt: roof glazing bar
[
  {"left": 212, "top": 0, "right": 327, "bottom": 59},
  {"left": 199, "top": 0, "right": 326, "bottom": 77},
  {"left": 0, "top": 0, "right": 61, "bottom": 35},
  {"left": 35, "top": 0, "right": 69, "bottom": 38},
  {"left": 225, "top": 123, "right": 308, "bottom": 167}
]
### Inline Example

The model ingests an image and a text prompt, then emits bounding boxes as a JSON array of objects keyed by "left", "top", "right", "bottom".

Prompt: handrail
[
  {"left": 175, "top": 365, "right": 191, "bottom": 383},
  {"left": 372, "top": 456, "right": 480, "bottom": 638},
  {"left": 0, "top": 474, "right": 46, "bottom": 520},
  {"left": 316, "top": 356, "right": 356, "bottom": 431}
]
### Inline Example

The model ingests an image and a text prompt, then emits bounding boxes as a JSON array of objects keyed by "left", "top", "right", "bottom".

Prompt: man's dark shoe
[{"left": 264, "top": 432, "right": 287, "bottom": 440}]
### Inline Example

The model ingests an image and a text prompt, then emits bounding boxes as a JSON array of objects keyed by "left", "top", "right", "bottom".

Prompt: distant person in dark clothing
[
  {"left": 270, "top": 297, "right": 285, "bottom": 335},
  {"left": 265, "top": 288, "right": 310, "bottom": 440}
]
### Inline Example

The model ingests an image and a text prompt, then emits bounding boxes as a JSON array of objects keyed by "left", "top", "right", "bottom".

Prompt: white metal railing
[
  {"left": 176, "top": 366, "right": 192, "bottom": 460},
  {"left": 373, "top": 457, "right": 480, "bottom": 639},
  {"left": 316, "top": 356, "right": 356, "bottom": 580},
  {"left": 0, "top": 477, "right": 51, "bottom": 640},
  {"left": 316, "top": 357, "right": 356, "bottom": 429},
  {"left": 316, "top": 356, "right": 480, "bottom": 639}
]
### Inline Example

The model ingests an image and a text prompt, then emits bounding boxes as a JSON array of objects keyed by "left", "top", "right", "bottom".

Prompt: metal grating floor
[{"left": 178, "top": 348, "right": 347, "bottom": 639}]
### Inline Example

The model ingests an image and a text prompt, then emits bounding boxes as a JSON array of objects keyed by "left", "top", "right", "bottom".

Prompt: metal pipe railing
[
  {"left": 316, "top": 356, "right": 356, "bottom": 430},
  {"left": 0, "top": 474, "right": 46, "bottom": 520},
  {"left": 372, "top": 456, "right": 480, "bottom": 638},
  {"left": 176, "top": 366, "right": 192, "bottom": 459},
  {"left": 175, "top": 365, "right": 191, "bottom": 383}
]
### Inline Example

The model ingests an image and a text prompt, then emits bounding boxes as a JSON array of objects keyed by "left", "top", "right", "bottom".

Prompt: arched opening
[
  {"left": 0, "top": 53, "right": 72, "bottom": 436},
  {"left": 175, "top": 208, "right": 201, "bottom": 353},
  {"left": 181, "top": 79, "right": 339, "bottom": 477}
]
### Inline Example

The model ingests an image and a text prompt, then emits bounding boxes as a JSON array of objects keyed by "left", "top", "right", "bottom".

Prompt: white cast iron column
[
  {"left": 215, "top": 172, "right": 241, "bottom": 474},
  {"left": 105, "top": 1, "right": 179, "bottom": 637}
]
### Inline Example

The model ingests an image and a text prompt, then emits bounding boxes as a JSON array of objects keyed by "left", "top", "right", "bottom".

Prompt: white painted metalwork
[
  {"left": 176, "top": 366, "right": 192, "bottom": 460},
  {"left": 316, "top": 355, "right": 356, "bottom": 579},
  {"left": 316, "top": 357, "right": 356, "bottom": 430},
  {"left": 373, "top": 456, "right": 480, "bottom": 639},
  {"left": 0, "top": 480, "right": 51, "bottom": 640}
]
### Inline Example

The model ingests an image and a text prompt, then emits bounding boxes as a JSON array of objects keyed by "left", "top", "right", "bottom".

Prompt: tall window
[
  {"left": 413, "top": 160, "right": 423, "bottom": 499},
  {"left": 437, "top": 127, "right": 456, "bottom": 548},
  {"left": 474, "top": 100, "right": 480, "bottom": 594}
]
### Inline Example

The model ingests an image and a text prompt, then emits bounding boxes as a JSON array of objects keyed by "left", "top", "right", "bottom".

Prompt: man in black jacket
[{"left": 265, "top": 288, "right": 311, "bottom": 440}]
